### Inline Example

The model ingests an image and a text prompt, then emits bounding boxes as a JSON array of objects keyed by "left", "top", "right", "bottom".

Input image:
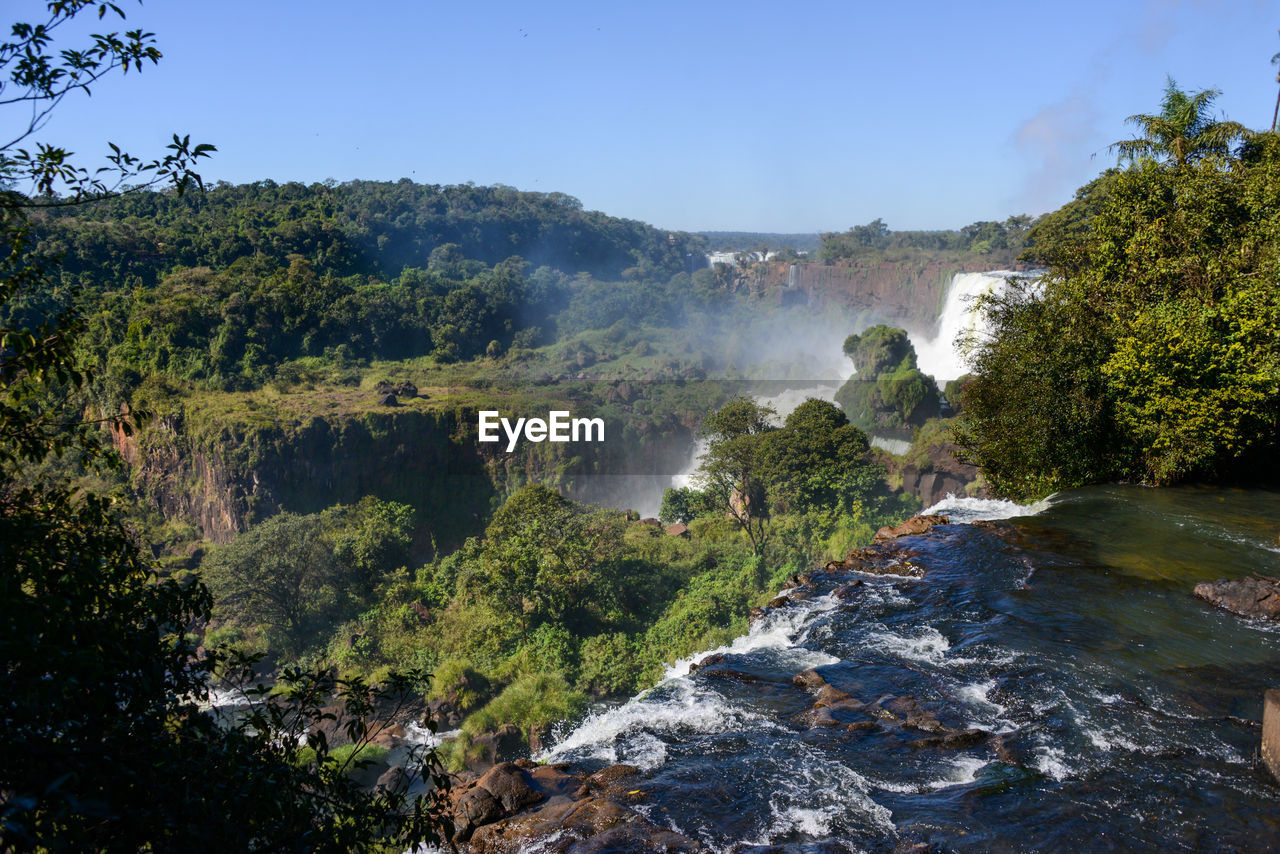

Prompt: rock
[
  {"left": 793, "top": 670, "right": 825, "bottom": 691},
  {"left": 394, "top": 380, "right": 418, "bottom": 397},
  {"left": 991, "top": 732, "right": 1029, "bottom": 766},
  {"left": 588, "top": 764, "right": 639, "bottom": 789},
  {"left": 478, "top": 762, "right": 545, "bottom": 814},
  {"left": 425, "top": 697, "right": 461, "bottom": 729},
  {"left": 376, "top": 765, "right": 411, "bottom": 794},
  {"left": 467, "top": 723, "right": 525, "bottom": 771},
  {"left": 873, "top": 514, "right": 949, "bottom": 543},
  {"left": 468, "top": 796, "right": 701, "bottom": 853},
  {"left": 1264, "top": 689, "right": 1280, "bottom": 783},
  {"left": 377, "top": 392, "right": 399, "bottom": 407},
  {"left": 1193, "top": 577, "right": 1280, "bottom": 620},
  {"left": 453, "top": 785, "right": 503, "bottom": 841},
  {"left": 664, "top": 522, "right": 689, "bottom": 537},
  {"left": 409, "top": 601, "right": 431, "bottom": 624},
  {"left": 348, "top": 753, "right": 392, "bottom": 788},
  {"left": 832, "top": 580, "right": 864, "bottom": 600},
  {"left": 814, "top": 684, "right": 853, "bottom": 708}
]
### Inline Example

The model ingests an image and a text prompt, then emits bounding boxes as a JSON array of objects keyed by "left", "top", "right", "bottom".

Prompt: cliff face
[
  {"left": 111, "top": 398, "right": 697, "bottom": 549},
  {"left": 754, "top": 256, "right": 1034, "bottom": 334}
]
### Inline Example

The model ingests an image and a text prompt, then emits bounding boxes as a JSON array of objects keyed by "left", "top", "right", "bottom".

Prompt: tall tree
[
  {"left": 694, "top": 396, "right": 776, "bottom": 554},
  {"left": 1110, "top": 77, "right": 1247, "bottom": 167}
]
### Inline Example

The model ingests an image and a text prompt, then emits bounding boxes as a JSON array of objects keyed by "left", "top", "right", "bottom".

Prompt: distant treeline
[
  {"left": 30, "top": 179, "right": 708, "bottom": 285},
  {"left": 817, "top": 216, "right": 1033, "bottom": 262},
  {"left": 698, "top": 231, "right": 822, "bottom": 253}
]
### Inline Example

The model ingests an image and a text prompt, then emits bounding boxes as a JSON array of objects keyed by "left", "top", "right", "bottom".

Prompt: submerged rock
[{"left": 1193, "top": 577, "right": 1280, "bottom": 620}]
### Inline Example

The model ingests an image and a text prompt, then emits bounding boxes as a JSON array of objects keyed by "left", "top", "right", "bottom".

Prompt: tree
[
  {"left": 204, "top": 512, "right": 353, "bottom": 655},
  {"left": 1110, "top": 77, "right": 1247, "bottom": 168},
  {"left": 958, "top": 97, "right": 1280, "bottom": 496},
  {"left": 757, "top": 398, "right": 877, "bottom": 516},
  {"left": 0, "top": 4, "right": 451, "bottom": 849},
  {"left": 693, "top": 396, "right": 776, "bottom": 554}
]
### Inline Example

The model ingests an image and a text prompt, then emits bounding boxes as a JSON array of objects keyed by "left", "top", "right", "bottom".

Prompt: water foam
[
  {"left": 538, "top": 677, "right": 780, "bottom": 770},
  {"left": 913, "top": 270, "right": 1027, "bottom": 383},
  {"left": 923, "top": 493, "right": 1054, "bottom": 523},
  {"left": 666, "top": 594, "right": 841, "bottom": 679}
]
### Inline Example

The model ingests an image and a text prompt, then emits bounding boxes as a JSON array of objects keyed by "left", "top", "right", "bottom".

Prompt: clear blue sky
[{"left": 12, "top": 0, "right": 1280, "bottom": 232}]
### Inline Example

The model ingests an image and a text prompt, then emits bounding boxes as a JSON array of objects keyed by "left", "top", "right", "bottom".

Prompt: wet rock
[
  {"left": 991, "top": 732, "right": 1029, "bottom": 766},
  {"left": 467, "top": 795, "right": 702, "bottom": 853},
  {"left": 1264, "top": 689, "right": 1280, "bottom": 783},
  {"left": 467, "top": 723, "right": 525, "bottom": 771},
  {"left": 453, "top": 785, "right": 503, "bottom": 841},
  {"left": 792, "top": 669, "right": 830, "bottom": 692},
  {"left": 832, "top": 579, "right": 864, "bottom": 600},
  {"left": 813, "top": 684, "right": 853, "bottom": 708},
  {"left": 910, "top": 728, "right": 989, "bottom": 750},
  {"left": 425, "top": 697, "right": 461, "bottom": 729},
  {"left": 588, "top": 764, "right": 639, "bottom": 789},
  {"left": 478, "top": 762, "right": 545, "bottom": 814},
  {"left": 873, "top": 514, "right": 949, "bottom": 543},
  {"left": 376, "top": 765, "right": 411, "bottom": 794},
  {"left": 1193, "top": 577, "right": 1280, "bottom": 620}
]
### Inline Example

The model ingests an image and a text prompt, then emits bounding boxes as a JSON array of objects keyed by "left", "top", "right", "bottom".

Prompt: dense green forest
[
  {"left": 6, "top": 3, "right": 1279, "bottom": 847},
  {"left": 955, "top": 82, "right": 1280, "bottom": 496}
]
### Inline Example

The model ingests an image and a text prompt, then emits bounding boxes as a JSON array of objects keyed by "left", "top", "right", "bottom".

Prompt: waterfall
[{"left": 911, "top": 270, "right": 1022, "bottom": 384}]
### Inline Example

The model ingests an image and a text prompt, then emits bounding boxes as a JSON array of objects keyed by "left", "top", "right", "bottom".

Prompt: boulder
[
  {"left": 1263, "top": 689, "right": 1280, "bottom": 782},
  {"left": 477, "top": 762, "right": 545, "bottom": 813},
  {"left": 1193, "top": 577, "right": 1280, "bottom": 620},
  {"left": 375, "top": 765, "right": 411, "bottom": 794},
  {"left": 452, "top": 785, "right": 503, "bottom": 841},
  {"left": 467, "top": 723, "right": 526, "bottom": 772},
  {"left": 874, "top": 514, "right": 949, "bottom": 543},
  {"left": 377, "top": 392, "right": 399, "bottom": 407}
]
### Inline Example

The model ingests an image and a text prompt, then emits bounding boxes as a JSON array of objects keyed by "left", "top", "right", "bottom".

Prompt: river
[{"left": 537, "top": 486, "right": 1280, "bottom": 851}]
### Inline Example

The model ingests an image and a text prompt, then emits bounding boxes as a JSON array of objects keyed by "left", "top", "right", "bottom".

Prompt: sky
[{"left": 9, "top": 0, "right": 1280, "bottom": 232}]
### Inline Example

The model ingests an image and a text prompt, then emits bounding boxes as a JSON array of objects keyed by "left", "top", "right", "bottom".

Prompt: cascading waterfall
[{"left": 911, "top": 270, "right": 1023, "bottom": 384}]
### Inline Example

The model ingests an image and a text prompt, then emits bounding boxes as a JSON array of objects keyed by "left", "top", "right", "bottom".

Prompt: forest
[{"left": 4, "top": 4, "right": 1279, "bottom": 851}]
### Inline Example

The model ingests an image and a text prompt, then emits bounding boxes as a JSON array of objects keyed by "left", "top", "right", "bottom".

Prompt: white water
[
  {"left": 923, "top": 493, "right": 1056, "bottom": 523},
  {"left": 912, "top": 270, "right": 1021, "bottom": 384}
]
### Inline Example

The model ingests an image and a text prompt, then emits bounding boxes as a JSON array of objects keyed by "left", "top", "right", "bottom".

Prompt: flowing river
[{"left": 537, "top": 487, "right": 1280, "bottom": 851}]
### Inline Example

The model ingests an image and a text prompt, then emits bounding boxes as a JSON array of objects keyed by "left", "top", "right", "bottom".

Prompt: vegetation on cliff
[
  {"left": 834, "top": 325, "right": 941, "bottom": 433},
  {"left": 1, "top": 5, "right": 454, "bottom": 849},
  {"left": 957, "top": 84, "right": 1280, "bottom": 497}
]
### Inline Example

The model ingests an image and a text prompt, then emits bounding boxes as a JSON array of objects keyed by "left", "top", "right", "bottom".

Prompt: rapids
[{"left": 539, "top": 487, "right": 1280, "bottom": 851}]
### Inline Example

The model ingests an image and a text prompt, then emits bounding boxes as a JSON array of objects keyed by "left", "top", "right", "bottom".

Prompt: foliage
[
  {"left": 835, "top": 325, "right": 940, "bottom": 431},
  {"left": 958, "top": 91, "right": 1280, "bottom": 496},
  {"left": 203, "top": 497, "right": 413, "bottom": 656},
  {"left": 693, "top": 396, "right": 776, "bottom": 554},
  {"left": 0, "top": 4, "right": 451, "bottom": 850},
  {"left": 1110, "top": 78, "right": 1248, "bottom": 168},
  {"left": 818, "top": 215, "right": 1031, "bottom": 263},
  {"left": 658, "top": 484, "right": 717, "bottom": 525}
]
